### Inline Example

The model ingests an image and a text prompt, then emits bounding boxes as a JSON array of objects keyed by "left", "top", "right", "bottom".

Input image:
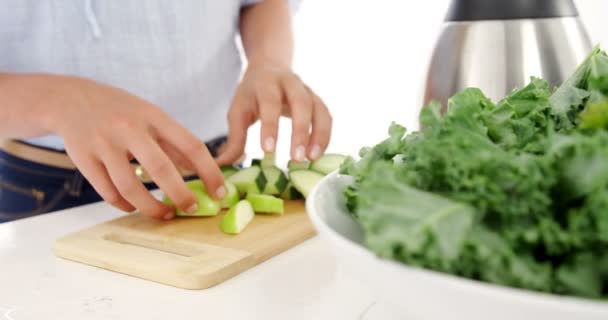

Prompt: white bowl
[{"left": 306, "top": 172, "right": 608, "bottom": 320}]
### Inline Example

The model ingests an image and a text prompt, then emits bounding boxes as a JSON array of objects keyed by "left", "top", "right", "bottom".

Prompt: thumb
[{"left": 216, "top": 93, "right": 254, "bottom": 166}]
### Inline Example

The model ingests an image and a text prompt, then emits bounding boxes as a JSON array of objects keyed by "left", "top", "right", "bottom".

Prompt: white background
[{"left": 245, "top": 0, "right": 608, "bottom": 164}]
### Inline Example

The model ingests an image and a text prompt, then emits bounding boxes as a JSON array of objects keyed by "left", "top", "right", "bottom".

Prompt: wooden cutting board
[{"left": 53, "top": 201, "right": 315, "bottom": 289}]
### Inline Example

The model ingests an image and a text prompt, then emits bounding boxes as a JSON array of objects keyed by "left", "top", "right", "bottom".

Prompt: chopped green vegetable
[
  {"left": 287, "top": 160, "right": 310, "bottom": 171},
  {"left": 289, "top": 170, "right": 324, "bottom": 198},
  {"left": 342, "top": 47, "right": 608, "bottom": 299},
  {"left": 246, "top": 193, "right": 284, "bottom": 215},
  {"left": 310, "top": 154, "right": 348, "bottom": 175},
  {"left": 220, "top": 181, "right": 240, "bottom": 209},
  {"left": 227, "top": 166, "right": 267, "bottom": 195},
  {"left": 280, "top": 182, "right": 304, "bottom": 200},
  {"left": 262, "top": 167, "right": 289, "bottom": 195},
  {"left": 163, "top": 181, "right": 220, "bottom": 217},
  {"left": 220, "top": 200, "right": 255, "bottom": 234},
  {"left": 220, "top": 165, "right": 239, "bottom": 178},
  {"left": 261, "top": 153, "right": 276, "bottom": 168}
]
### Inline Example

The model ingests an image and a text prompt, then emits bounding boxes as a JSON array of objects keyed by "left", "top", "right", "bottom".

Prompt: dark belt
[{"left": 0, "top": 137, "right": 228, "bottom": 184}]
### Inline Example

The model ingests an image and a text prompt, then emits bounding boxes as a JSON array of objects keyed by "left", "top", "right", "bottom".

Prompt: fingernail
[
  {"left": 216, "top": 186, "right": 226, "bottom": 199},
  {"left": 294, "top": 145, "right": 306, "bottom": 161},
  {"left": 263, "top": 137, "right": 275, "bottom": 153},
  {"left": 186, "top": 203, "right": 199, "bottom": 214},
  {"left": 310, "top": 145, "right": 321, "bottom": 160},
  {"left": 163, "top": 212, "right": 174, "bottom": 220}
]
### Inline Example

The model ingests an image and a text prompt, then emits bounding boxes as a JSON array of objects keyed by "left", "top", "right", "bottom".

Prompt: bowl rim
[{"left": 306, "top": 171, "right": 608, "bottom": 313}]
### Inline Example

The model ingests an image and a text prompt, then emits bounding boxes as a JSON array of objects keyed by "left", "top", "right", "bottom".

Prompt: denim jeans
[{"left": 0, "top": 137, "right": 227, "bottom": 223}]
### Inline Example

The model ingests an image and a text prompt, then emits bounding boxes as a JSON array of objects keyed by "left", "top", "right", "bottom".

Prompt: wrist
[
  {"left": 29, "top": 74, "right": 85, "bottom": 135},
  {"left": 246, "top": 54, "right": 292, "bottom": 71}
]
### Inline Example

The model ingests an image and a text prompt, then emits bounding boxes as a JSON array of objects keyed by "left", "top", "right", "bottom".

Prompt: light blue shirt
[{"left": 0, "top": 0, "right": 298, "bottom": 150}]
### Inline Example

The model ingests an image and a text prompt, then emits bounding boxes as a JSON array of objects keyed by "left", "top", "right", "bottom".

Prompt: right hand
[{"left": 44, "top": 76, "right": 225, "bottom": 220}]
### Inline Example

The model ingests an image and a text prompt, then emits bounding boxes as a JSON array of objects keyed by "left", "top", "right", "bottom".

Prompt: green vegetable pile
[{"left": 341, "top": 47, "right": 608, "bottom": 299}]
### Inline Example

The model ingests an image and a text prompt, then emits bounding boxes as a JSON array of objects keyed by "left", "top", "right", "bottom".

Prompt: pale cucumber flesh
[
  {"left": 289, "top": 170, "right": 325, "bottom": 198},
  {"left": 310, "top": 154, "right": 347, "bottom": 175},
  {"left": 221, "top": 200, "right": 255, "bottom": 234},
  {"left": 246, "top": 193, "right": 284, "bottom": 214}
]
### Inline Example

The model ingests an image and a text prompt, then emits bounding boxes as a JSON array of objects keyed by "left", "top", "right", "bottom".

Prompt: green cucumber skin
[
  {"left": 220, "top": 182, "right": 240, "bottom": 209},
  {"left": 262, "top": 167, "right": 289, "bottom": 195},
  {"left": 291, "top": 187, "right": 304, "bottom": 200},
  {"left": 246, "top": 194, "right": 284, "bottom": 214},
  {"left": 274, "top": 171, "right": 289, "bottom": 194},
  {"left": 177, "top": 190, "right": 221, "bottom": 217},
  {"left": 227, "top": 166, "right": 267, "bottom": 195},
  {"left": 251, "top": 170, "right": 268, "bottom": 194},
  {"left": 163, "top": 179, "right": 220, "bottom": 216},
  {"left": 287, "top": 160, "right": 310, "bottom": 171}
]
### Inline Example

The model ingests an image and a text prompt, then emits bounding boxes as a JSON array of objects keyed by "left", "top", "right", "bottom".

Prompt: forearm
[
  {"left": 239, "top": 0, "right": 294, "bottom": 68},
  {"left": 0, "top": 73, "right": 71, "bottom": 139}
]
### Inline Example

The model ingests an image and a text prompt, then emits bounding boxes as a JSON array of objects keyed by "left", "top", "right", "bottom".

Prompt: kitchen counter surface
[{"left": 0, "top": 197, "right": 399, "bottom": 320}]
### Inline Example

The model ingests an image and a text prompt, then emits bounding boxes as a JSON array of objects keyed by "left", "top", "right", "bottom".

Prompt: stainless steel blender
[{"left": 423, "top": 0, "right": 592, "bottom": 107}]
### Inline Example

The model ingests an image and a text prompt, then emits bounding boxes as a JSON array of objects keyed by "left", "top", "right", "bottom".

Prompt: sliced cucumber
[
  {"left": 280, "top": 182, "right": 304, "bottom": 200},
  {"left": 227, "top": 166, "right": 267, "bottom": 195},
  {"left": 261, "top": 153, "right": 276, "bottom": 168},
  {"left": 289, "top": 170, "right": 325, "bottom": 198},
  {"left": 163, "top": 188, "right": 220, "bottom": 217},
  {"left": 185, "top": 179, "right": 205, "bottom": 190},
  {"left": 250, "top": 158, "right": 262, "bottom": 167},
  {"left": 287, "top": 160, "right": 310, "bottom": 171},
  {"left": 220, "top": 200, "right": 255, "bottom": 234},
  {"left": 220, "top": 181, "right": 240, "bottom": 209},
  {"left": 310, "top": 154, "right": 348, "bottom": 175},
  {"left": 246, "top": 194, "right": 284, "bottom": 215},
  {"left": 220, "top": 165, "right": 239, "bottom": 178},
  {"left": 262, "top": 167, "right": 289, "bottom": 195}
]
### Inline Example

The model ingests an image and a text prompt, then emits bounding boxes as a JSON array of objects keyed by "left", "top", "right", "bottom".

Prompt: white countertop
[{"left": 0, "top": 197, "right": 402, "bottom": 320}]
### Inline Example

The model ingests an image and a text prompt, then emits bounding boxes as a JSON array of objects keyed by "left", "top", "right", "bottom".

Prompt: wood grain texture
[{"left": 53, "top": 201, "right": 315, "bottom": 289}]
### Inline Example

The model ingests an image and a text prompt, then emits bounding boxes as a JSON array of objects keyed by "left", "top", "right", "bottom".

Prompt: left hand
[{"left": 215, "top": 62, "right": 332, "bottom": 165}]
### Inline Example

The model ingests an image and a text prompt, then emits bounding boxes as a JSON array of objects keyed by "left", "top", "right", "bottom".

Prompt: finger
[
  {"left": 152, "top": 118, "right": 226, "bottom": 200},
  {"left": 215, "top": 89, "right": 254, "bottom": 165},
  {"left": 307, "top": 91, "right": 332, "bottom": 160},
  {"left": 257, "top": 83, "right": 283, "bottom": 153},
  {"left": 67, "top": 147, "right": 135, "bottom": 212},
  {"left": 158, "top": 139, "right": 194, "bottom": 172},
  {"left": 282, "top": 75, "right": 313, "bottom": 161},
  {"left": 102, "top": 148, "right": 172, "bottom": 219},
  {"left": 129, "top": 136, "right": 198, "bottom": 214}
]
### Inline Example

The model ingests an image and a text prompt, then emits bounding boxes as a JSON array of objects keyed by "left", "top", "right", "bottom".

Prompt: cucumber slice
[
  {"left": 310, "top": 154, "right": 348, "bottom": 175},
  {"left": 162, "top": 179, "right": 220, "bottom": 216},
  {"left": 280, "top": 182, "right": 304, "bottom": 200},
  {"left": 227, "top": 166, "right": 267, "bottom": 195},
  {"left": 220, "top": 181, "right": 240, "bottom": 209},
  {"left": 246, "top": 194, "right": 284, "bottom": 215},
  {"left": 262, "top": 167, "right": 289, "bottom": 195},
  {"left": 287, "top": 160, "right": 310, "bottom": 171},
  {"left": 289, "top": 170, "right": 324, "bottom": 198},
  {"left": 250, "top": 158, "right": 262, "bottom": 167},
  {"left": 220, "top": 165, "right": 239, "bottom": 178},
  {"left": 220, "top": 200, "right": 255, "bottom": 234},
  {"left": 261, "top": 153, "right": 276, "bottom": 168},
  {"left": 185, "top": 179, "right": 205, "bottom": 190}
]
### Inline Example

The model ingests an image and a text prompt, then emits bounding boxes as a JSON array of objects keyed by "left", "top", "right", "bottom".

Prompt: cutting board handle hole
[{"left": 104, "top": 232, "right": 205, "bottom": 258}]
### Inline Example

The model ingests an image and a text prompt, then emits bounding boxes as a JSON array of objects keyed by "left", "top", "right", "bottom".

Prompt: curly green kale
[{"left": 342, "top": 47, "right": 608, "bottom": 299}]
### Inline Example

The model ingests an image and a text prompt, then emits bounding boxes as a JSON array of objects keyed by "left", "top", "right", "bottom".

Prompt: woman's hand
[
  {"left": 216, "top": 62, "right": 332, "bottom": 165},
  {"left": 43, "top": 76, "right": 225, "bottom": 220}
]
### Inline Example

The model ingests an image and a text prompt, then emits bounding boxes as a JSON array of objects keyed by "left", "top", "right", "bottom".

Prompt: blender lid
[{"left": 445, "top": 0, "right": 578, "bottom": 21}]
